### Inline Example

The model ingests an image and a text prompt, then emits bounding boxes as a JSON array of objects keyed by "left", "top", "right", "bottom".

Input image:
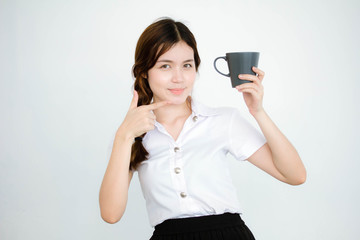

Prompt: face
[{"left": 147, "top": 41, "right": 197, "bottom": 105}]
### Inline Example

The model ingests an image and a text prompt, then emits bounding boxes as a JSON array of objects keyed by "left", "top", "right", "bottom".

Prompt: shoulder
[{"left": 193, "top": 100, "right": 252, "bottom": 132}]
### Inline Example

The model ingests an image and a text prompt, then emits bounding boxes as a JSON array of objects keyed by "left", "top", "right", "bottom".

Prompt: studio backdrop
[{"left": 1, "top": 0, "right": 359, "bottom": 239}]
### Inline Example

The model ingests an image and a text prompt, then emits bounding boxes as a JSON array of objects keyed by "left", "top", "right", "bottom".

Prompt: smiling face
[{"left": 147, "top": 41, "right": 197, "bottom": 105}]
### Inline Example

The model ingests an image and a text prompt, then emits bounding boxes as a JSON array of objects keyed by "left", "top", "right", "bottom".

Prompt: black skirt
[{"left": 149, "top": 212, "right": 256, "bottom": 240}]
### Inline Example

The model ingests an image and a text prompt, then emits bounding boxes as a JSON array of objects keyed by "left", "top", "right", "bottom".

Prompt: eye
[
  {"left": 184, "top": 63, "right": 193, "bottom": 68},
  {"left": 160, "top": 64, "right": 170, "bottom": 69}
]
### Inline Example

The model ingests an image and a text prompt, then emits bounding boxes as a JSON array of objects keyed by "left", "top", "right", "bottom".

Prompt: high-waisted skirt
[{"left": 149, "top": 212, "right": 256, "bottom": 240}]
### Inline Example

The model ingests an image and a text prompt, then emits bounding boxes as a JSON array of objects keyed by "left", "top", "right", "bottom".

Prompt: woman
[{"left": 99, "top": 17, "right": 306, "bottom": 240}]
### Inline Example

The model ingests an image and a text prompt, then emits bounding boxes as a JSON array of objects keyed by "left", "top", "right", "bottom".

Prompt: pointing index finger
[{"left": 147, "top": 101, "right": 172, "bottom": 110}]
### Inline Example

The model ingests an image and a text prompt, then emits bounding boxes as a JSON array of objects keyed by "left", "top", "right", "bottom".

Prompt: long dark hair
[{"left": 130, "top": 17, "right": 201, "bottom": 171}]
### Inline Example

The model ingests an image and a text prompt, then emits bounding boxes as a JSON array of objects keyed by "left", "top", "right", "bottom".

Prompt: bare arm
[
  {"left": 99, "top": 130, "right": 134, "bottom": 224},
  {"left": 236, "top": 67, "right": 306, "bottom": 185},
  {"left": 248, "top": 110, "right": 306, "bottom": 185},
  {"left": 99, "top": 90, "right": 171, "bottom": 224}
]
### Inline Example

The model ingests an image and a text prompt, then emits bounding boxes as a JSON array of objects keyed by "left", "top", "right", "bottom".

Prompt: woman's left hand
[{"left": 235, "top": 66, "right": 265, "bottom": 116}]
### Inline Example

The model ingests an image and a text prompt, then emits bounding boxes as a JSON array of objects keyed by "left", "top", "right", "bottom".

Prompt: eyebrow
[{"left": 157, "top": 59, "right": 194, "bottom": 63}]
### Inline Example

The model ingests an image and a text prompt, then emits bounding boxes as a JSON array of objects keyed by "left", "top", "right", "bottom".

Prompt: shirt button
[
  {"left": 174, "top": 147, "right": 180, "bottom": 152},
  {"left": 174, "top": 167, "right": 181, "bottom": 174},
  {"left": 180, "top": 192, "right": 187, "bottom": 198},
  {"left": 192, "top": 116, "right": 198, "bottom": 122}
]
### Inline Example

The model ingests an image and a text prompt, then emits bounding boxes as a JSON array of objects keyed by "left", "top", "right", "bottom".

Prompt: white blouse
[{"left": 107, "top": 98, "right": 267, "bottom": 227}]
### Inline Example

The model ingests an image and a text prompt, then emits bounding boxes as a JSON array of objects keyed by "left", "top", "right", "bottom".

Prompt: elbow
[
  {"left": 288, "top": 170, "right": 307, "bottom": 186},
  {"left": 101, "top": 212, "right": 123, "bottom": 224},
  {"left": 102, "top": 217, "right": 120, "bottom": 224},
  {"left": 99, "top": 195, "right": 128, "bottom": 224},
  {"left": 100, "top": 205, "right": 125, "bottom": 224},
  {"left": 289, "top": 176, "right": 306, "bottom": 186}
]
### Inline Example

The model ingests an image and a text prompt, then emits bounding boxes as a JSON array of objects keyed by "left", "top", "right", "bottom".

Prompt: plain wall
[{"left": 1, "top": 0, "right": 359, "bottom": 239}]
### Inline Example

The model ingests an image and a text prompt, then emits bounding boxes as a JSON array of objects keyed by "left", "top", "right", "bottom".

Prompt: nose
[{"left": 171, "top": 67, "right": 183, "bottom": 83}]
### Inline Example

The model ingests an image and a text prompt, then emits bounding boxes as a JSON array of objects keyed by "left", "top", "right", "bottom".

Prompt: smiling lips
[{"left": 169, "top": 88, "right": 184, "bottom": 95}]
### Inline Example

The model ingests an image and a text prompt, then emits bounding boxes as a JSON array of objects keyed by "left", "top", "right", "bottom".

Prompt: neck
[{"left": 153, "top": 97, "right": 192, "bottom": 124}]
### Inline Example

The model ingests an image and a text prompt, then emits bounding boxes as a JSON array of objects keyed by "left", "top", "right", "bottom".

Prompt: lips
[{"left": 169, "top": 88, "right": 185, "bottom": 95}]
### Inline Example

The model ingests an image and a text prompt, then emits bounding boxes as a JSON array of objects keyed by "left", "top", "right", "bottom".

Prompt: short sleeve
[{"left": 228, "top": 108, "right": 267, "bottom": 161}]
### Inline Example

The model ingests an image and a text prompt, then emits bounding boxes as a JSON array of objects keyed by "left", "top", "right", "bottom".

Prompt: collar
[
  {"left": 152, "top": 98, "right": 221, "bottom": 138},
  {"left": 153, "top": 98, "right": 220, "bottom": 130},
  {"left": 190, "top": 97, "right": 220, "bottom": 117}
]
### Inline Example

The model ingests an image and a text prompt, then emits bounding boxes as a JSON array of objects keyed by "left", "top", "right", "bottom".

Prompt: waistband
[{"left": 153, "top": 212, "right": 244, "bottom": 235}]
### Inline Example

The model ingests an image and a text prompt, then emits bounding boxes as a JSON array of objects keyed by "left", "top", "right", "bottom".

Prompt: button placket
[
  {"left": 171, "top": 114, "right": 199, "bottom": 201},
  {"left": 172, "top": 145, "right": 189, "bottom": 200},
  {"left": 173, "top": 146, "right": 182, "bottom": 175},
  {"left": 180, "top": 192, "right": 187, "bottom": 198},
  {"left": 173, "top": 146, "right": 183, "bottom": 177}
]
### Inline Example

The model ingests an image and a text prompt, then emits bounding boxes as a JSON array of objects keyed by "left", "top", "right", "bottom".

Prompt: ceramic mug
[{"left": 214, "top": 52, "right": 260, "bottom": 87}]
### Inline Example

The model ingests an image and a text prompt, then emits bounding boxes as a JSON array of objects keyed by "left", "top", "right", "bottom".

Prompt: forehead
[{"left": 158, "top": 41, "right": 194, "bottom": 61}]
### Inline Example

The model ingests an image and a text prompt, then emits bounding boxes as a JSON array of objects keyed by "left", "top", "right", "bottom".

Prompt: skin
[
  {"left": 99, "top": 40, "right": 306, "bottom": 224},
  {"left": 121, "top": 41, "right": 197, "bottom": 140},
  {"left": 147, "top": 41, "right": 197, "bottom": 126}
]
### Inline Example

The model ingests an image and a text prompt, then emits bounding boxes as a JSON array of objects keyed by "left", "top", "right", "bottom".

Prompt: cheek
[
  {"left": 148, "top": 79, "right": 159, "bottom": 93},
  {"left": 148, "top": 72, "right": 167, "bottom": 91},
  {"left": 150, "top": 68, "right": 175, "bottom": 80},
  {"left": 186, "top": 71, "right": 197, "bottom": 83}
]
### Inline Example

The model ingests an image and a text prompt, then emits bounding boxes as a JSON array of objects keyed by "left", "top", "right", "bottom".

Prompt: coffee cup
[{"left": 213, "top": 52, "right": 260, "bottom": 87}]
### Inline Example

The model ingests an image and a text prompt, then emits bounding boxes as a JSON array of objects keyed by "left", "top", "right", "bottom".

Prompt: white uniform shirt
[{"left": 107, "top": 98, "right": 267, "bottom": 227}]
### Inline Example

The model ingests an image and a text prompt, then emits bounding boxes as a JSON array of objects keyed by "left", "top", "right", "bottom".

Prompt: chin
[
  {"left": 170, "top": 95, "right": 190, "bottom": 105},
  {"left": 155, "top": 91, "right": 190, "bottom": 104}
]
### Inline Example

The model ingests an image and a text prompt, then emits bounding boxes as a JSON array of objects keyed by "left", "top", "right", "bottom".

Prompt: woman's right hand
[{"left": 117, "top": 90, "right": 171, "bottom": 140}]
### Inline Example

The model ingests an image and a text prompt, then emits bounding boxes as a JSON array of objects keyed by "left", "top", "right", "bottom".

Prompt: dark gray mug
[{"left": 214, "top": 52, "right": 260, "bottom": 87}]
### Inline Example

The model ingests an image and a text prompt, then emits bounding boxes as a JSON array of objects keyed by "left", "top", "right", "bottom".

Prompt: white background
[{"left": 1, "top": 0, "right": 359, "bottom": 239}]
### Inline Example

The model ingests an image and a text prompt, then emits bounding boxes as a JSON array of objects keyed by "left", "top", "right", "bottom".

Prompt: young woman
[{"left": 99, "top": 17, "right": 306, "bottom": 240}]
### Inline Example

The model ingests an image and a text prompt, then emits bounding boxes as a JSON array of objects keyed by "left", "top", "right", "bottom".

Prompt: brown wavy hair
[{"left": 130, "top": 17, "right": 201, "bottom": 171}]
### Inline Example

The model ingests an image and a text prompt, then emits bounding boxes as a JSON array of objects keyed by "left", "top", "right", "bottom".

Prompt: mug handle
[{"left": 213, "top": 56, "right": 230, "bottom": 77}]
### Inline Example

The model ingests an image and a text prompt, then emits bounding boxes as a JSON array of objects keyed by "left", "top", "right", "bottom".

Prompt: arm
[
  {"left": 248, "top": 110, "right": 306, "bottom": 185},
  {"left": 235, "top": 67, "right": 306, "bottom": 185},
  {"left": 99, "top": 90, "right": 172, "bottom": 223},
  {"left": 99, "top": 130, "right": 134, "bottom": 224}
]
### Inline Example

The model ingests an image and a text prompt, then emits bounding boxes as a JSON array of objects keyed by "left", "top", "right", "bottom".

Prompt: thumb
[{"left": 129, "top": 90, "right": 139, "bottom": 110}]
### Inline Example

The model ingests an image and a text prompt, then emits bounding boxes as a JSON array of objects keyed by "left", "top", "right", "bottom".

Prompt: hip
[{"left": 150, "top": 212, "right": 256, "bottom": 240}]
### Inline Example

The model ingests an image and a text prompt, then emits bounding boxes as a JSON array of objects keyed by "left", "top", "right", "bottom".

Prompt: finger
[
  {"left": 239, "top": 88, "right": 259, "bottom": 96},
  {"left": 147, "top": 100, "right": 172, "bottom": 110},
  {"left": 252, "top": 66, "right": 265, "bottom": 81},
  {"left": 236, "top": 84, "right": 261, "bottom": 93},
  {"left": 252, "top": 66, "right": 264, "bottom": 75},
  {"left": 144, "top": 119, "right": 156, "bottom": 132},
  {"left": 235, "top": 82, "right": 260, "bottom": 92},
  {"left": 238, "top": 87, "right": 259, "bottom": 94},
  {"left": 148, "top": 112, "right": 156, "bottom": 120},
  {"left": 235, "top": 82, "right": 256, "bottom": 89},
  {"left": 238, "top": 74, "right": 260, "bottom": 84},
  {"left": 129, "top": 90, "right": 139, "bottom": 110}
]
